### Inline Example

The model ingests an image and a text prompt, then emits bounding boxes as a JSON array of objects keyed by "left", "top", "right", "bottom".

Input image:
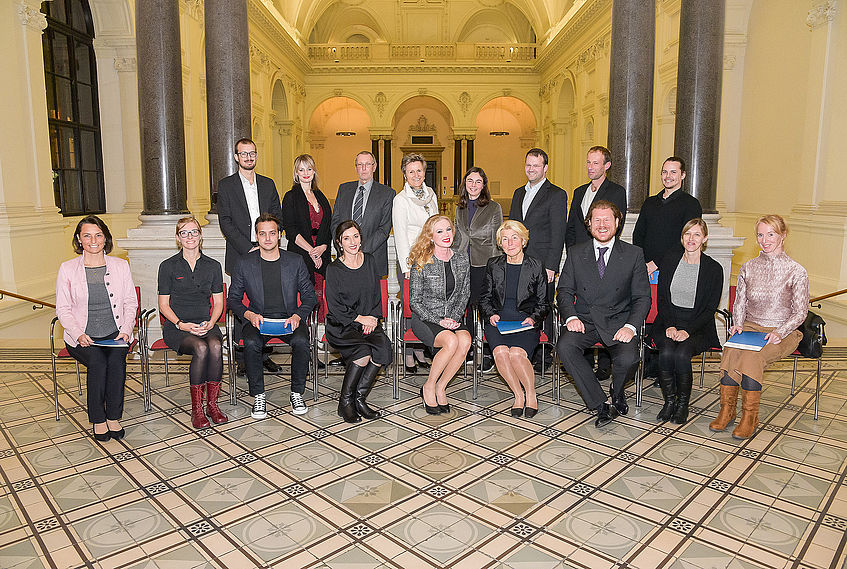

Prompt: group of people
[{"left": 55, "top": 139, "right": 809, "bottom": 443}]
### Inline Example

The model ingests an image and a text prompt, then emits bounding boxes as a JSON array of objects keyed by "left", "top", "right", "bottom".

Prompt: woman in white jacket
[{"left": 393, "top": 152, "right": 439, "bottom": 373}]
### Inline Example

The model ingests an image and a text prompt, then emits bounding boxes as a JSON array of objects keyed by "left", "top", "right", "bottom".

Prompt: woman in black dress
[
  {"left": 654, "top": 218, "right": 723, "bottom": 424},
  {"left": 281, "top": 154, "right": 332, "bottom": 322},
  {"left": 479, "top": 220, "right": 549, "bottom": 418},
  {"left": 157, "top": 216, "right": 226, "bottom": 429},
  {"left": 325, "top": 221, "right": 394, "bottom": 423}
]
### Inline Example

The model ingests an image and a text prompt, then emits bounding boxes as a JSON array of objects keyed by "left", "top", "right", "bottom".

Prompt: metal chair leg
[
  {"left": 814, "top": 357, "right": 821, "bottom": 420},
  {"left": 791, "top": 357, "right": 798, "bottom": 396},
  {"left": 700, "top": 352, "right": 706, "bottom": 388}
]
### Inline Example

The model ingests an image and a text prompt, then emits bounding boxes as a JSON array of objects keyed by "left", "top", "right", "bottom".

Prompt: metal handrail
[
  {"left": 811, "top": 288, "right": 847, "bottom": 305},
  {"left": 0, "top": 288, "right": 54, "bottom": 310}
]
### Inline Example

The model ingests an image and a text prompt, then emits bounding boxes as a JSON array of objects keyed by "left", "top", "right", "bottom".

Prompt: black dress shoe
[
  {"left": 109, "top": 428, "right": 126, "bottom": 441},
  {"left": 510, "top": 406, "right": 524, "bottom": 418},
  {"left": 611, "top": 393, "right": 629, "bottom": 416},
  {"left": 236, "top": 362, "right": 246, "bottom": 376},
  {"left": 594, "top": 403, "right": 619, "bottom": 427},
  {"left": 328, "top": 357, "right": 344, "bottom": 367},
  {"left": 595, "top": 368, "right": 611, "bottom": 381},
  {"left": 420, "top": 387, "right": 440, "bottom": 415},
  {"left": 263, "top": 358, "right": 280, "bottom": 373},
  {"left": 92, "top": 427, "right": 110, "bottom": 442},
  {"left": 405, "top": 363, "right": 418, "bottom": 375},
  {"left": 524, "top": 406, "right": 538, "bottom": 419},
  {"left": 416, "top": 359, "right": 431, "bottom": 369}
]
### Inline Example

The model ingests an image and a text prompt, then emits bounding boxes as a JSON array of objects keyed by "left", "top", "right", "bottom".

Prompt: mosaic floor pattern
[{"left": 0, "top": 348, "right": 845, "bottom": 568}]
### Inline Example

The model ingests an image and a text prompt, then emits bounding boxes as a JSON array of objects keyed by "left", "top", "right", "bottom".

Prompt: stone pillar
[
  {"left": 371, "top": 137, "right": 379, "bottom": 164},
  {"left": 204, "top": 0, "right": 251, "bottom": 213},
  {"left": 674, "top": 0, "right": 725, "bottom": 214},
  {"left": 607, "top": 0, "right": 655, "bottom": 211},
  {"left": 466, "top": 137, "right": 475, "bottom": 171},
  {"left": 135, "top": 0, "right": 188, "bottom": 215},
  {"left": 453, "top": 137, "right": 462, "bottom": 193},
  {"left": 383, "top": 138, "right": 392, "bottom": 187}
]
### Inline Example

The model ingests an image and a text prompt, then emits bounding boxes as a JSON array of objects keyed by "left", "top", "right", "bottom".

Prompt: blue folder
[
  {"left": 724, "top": 331, "right": 768, "bottom": 351},
  {"left": 495, "top": 320, "right": 534, "bottom": 335},
  {"left": 92, "top": 338, "right": 128, "bottom": 348},
  {"left": 260, "top": 319, "right": 293, "bottom": 336}
]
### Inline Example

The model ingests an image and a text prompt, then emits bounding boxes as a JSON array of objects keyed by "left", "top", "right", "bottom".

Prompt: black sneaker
[
  {"left": 251, "top": 393, "right": 267, "bottom": 419},
  {"left": 290, "top": 392, "right": 308, "bottom": 415}
]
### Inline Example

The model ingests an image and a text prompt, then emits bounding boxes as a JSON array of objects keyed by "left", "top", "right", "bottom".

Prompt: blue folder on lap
[
  {"left": 724, "top": 331, "right": 768, "bottom": 351},
  {"left": 92, "top": 339, "right": 128, "bottom": 348},
  {"left": 260, "top": 318, "right": 293, "bottom": 336},
  {"left": 495, "top": 320, "right": 534, "bottom": 335}
]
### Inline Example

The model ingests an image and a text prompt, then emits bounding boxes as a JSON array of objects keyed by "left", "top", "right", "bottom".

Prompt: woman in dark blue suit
[
  {"left": 479, "top": 220, "right": 549, "bottom": 418},
  {"left": 654, "top": 218, "right": 723, "bottom": 424}
]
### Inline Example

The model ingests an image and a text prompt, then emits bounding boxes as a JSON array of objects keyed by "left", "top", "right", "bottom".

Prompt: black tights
[{"left": 178, "top": 334, "right": 223, "bottom": 385}]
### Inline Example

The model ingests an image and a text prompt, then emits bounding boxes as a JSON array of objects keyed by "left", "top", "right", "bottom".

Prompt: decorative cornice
[
  {"left": 18, "top": 2, "right": 47, "bottom": 32},
  {"left": 806, "top": 0, "right": 837, "bottom": 30},
  {"left": 575, "top": 37, "right": 609, "bottom": 71},
  {"left": 247, "top": 0, "right": 310, "bottom": 70},
  {"left": 536, "top": 0, "right": 612, "bottom": 70},
  {"left": 249, "top": 43, "right": 272, "bottom": 73},
  {"left": 113, "top": 57, "right": 137, "bottom": 73},
  {"left": 538, "top": 77, "right": 558, "bottom": 101},
  {"left": 307, "top": 64, "right": 536, "bottom": 74}
]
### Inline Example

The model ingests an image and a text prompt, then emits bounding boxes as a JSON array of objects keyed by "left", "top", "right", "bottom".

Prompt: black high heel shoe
[
  {"left": 510, "top": 406, "right": 524, "bottom": 418},
  {"left": 109, "top": 428, "right": 126, "bottom": 440},
  {"left": 438, "top": 403, "right": 451, "bottom": 414},
  {"left": 420, "top": 387, "right": 441, "bottom": 415},
  {"left": 524, "top": 406, "right": 538, "bottom": 419}
]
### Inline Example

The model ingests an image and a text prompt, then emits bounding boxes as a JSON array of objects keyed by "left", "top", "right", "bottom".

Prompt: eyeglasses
[
  {"left": 178, "top": 229, "right": 201, "bottom": 237},
  {"left": 237, "top": 151, "right": 257, "bottom": 159},
  {"left": 355, "top": 162, "right": 375, "bottom": 168}
]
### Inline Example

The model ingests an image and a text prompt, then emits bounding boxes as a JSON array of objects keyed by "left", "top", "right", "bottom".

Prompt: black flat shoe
[
  {"left": 420, "top": 387, "right": 440, "bottom": 415},
  {"left": 92, "top": 427, "right": 110, "bottom": 442},
  {"left": 510, "top": 407, "right": 524, "bottom": 418},
  {"left": 405, "top": 363, "right": 418, "bottom": 375},
  {"left": 109, "top": 428, "right": 126, "bottom": 440},
  {"left": 524, "top": 406, "right": 538, "bottom": 419}
]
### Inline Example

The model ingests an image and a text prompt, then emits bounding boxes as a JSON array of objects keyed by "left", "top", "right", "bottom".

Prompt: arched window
[{"left": 41, "top": 0, "right": 105, "bottom": 215}]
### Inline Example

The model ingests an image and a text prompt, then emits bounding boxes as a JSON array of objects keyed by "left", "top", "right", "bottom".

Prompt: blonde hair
[
  {"left": 756, "top": 214, "right": 788, "bottom": 237},
  {"left": 680, "top": 218, "right": 708, "bottom": 250},
  {"left": 496, "top": 220, "right": 529, "bottom": 249},
  {"left": 408, "top": 215, "right": 453, "bottom": 272},
  {"left": 293, "top": 153, "right": 320, "bottom": 190},
  {"left": 175, "top": 216, "right": 202, "bottom": 249}
]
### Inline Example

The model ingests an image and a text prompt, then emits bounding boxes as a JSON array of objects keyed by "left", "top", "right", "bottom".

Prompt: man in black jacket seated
[
  {"left": 556, "top": 201, "right": 651, "bottom": 427},
  {"left": 228, "top": 214, "right": 316, "bottom": 419}
]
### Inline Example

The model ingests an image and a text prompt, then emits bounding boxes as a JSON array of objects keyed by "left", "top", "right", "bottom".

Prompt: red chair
[
  {"left": 50, "top": 286, "right": 142, "bottom": 421},
  {"left": 140, "top": 284, "right": 227, "bottom": 412},
  {"left": 314, "top": 279, "right": 397, "bottom": 398},
  {"left": 226, "top": 292, "right": 313, "bottom": 405}
]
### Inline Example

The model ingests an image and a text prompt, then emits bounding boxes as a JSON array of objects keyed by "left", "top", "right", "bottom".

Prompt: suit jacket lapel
[
  {"left": 493, "top": 258, "right": 506, "bottom": 306},
  {"left": 516, "top": 260, "right": 531, "bottom": 306},
  {"left": 581, "top": 244, "right": 602, "bottom": 286}
]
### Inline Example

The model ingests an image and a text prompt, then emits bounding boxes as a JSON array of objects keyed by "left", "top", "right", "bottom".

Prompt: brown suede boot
[
  {"left": 709, "top": 384, "right": 739, "bottom": 432},
  {"left": 205, "top": 381, "right": 228, "bottom": 424},
  {"left": 190, "top": 384, "right": 210, "bottom": 429},
  {"left": 732, "top": 388, "right": 761, "bottom": 439}
]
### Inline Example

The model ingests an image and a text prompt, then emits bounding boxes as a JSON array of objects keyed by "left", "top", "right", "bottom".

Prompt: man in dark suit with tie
[
  {"left": 556, "top": 200, "right": 651, "bottom": 427},
  {"left": 216, "top": 138, "right": 284, "bottom": 373},
  {"left": 565, "top": 146, "right": 628, "bottom": 382},
  {"left": 330, "top": 151, "right": 394, "bottom": 278},
  {"left": 227, "top": 214, "right": 317, "bottom": 419},
  {"left": 509, "top": 148, "right": 568, "bottom": 369}
]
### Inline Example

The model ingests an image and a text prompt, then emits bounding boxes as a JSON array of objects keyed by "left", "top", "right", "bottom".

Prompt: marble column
[
  {"left": 135, "top": 0, "right": 188, "bottom": 215},
  {"left": 674, "top": 0, "right": 725, "bottom": 214},
  {"left": 453, "top": 137, "right": 462, "bottom": 193},
  {"left": 371, "top": 137, "right": 379, "bottom": 164},
  {"left": 204, "top": 0, "right": 251, "bottom": 213},
  {"left": 383, "top": 138, "right": 392, "bottom": 187},
  {"left": 466, "top": 137, "right": 475, "bottom": 172},
  {"left": 607, "top": 0, "right": 655, "bottom": 211}
]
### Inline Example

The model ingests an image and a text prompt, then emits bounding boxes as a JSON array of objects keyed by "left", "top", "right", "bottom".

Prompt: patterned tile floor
[{"left": 0, "top": 349, "right": 845, "bottom": 569}]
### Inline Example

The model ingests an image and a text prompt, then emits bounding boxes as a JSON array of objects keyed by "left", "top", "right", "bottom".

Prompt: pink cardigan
[{"left": 56, "top": 255, "right": 138, "bottom": 347}]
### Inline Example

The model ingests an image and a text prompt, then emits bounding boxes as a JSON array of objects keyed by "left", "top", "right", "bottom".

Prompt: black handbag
[{"left": 797, "top": 311, "right": 826, "bottom": 358}]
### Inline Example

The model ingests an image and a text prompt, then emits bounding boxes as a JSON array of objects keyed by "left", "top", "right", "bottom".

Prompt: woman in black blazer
[
  {"left": 479, "top": 220, "right": 549, "bottom": 418},
  {"left": 654, "top": 218, "right": 723, "bottom": 424},
  {"left": 281, "top": 154, "right": 332, "bottom": 320}
]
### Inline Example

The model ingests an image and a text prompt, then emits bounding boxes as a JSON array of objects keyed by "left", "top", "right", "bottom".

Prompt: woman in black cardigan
[
  {"left": 479, "top": 220, "right": 549, "bottom": 418},
  {"left": 281, "top": 154, "right": 332, "bottom": 319},
  {"left": 654, "top": 218, "right": 723, "bottom": 424}
]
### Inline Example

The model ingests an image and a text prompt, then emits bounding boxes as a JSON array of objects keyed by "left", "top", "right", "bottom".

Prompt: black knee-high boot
[
  {"left": 338, "top": 363, "right": 364, "bottom": 423},
  {"left": 656, "top": 370, "right": 677, "bottom": 421},
  {"left": 355, "top": 362, "right": 382, "bottom": 420},
  {"left": 671, "top": 370, "right": 693, "bottom": 424}
]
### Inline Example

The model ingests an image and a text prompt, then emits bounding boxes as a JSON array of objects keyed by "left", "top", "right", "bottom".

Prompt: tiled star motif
[{"left": 322, "top": 471, "right": 415, "bottom": 516}]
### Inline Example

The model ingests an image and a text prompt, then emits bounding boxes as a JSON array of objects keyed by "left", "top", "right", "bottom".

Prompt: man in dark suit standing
[
  {"left": 565, "top": 146, "right": 627, "bottom": 248},
  {"left": 556, "top": 200, "right": 650, "bottom": 427},
  {"left": 565, "top": 145, "right": 628, "bottom": 382},
  {"left": 509, "top": 148, "right": 567, "bottom": 369},
  {"left": 227, "top": 214, "right": 316, "bottom": 419},
  {"left": 216, "top": 137, "right": 283, "bottom": 373},
  {"left": 330, "top": 151, "right": 394, "bottom": 278}
]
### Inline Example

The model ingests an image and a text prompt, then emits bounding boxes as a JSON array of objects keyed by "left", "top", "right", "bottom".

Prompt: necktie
[
  {"left": 353, "top": 186, "right": 364, "bottom": 223},
  {"left": 597, "top": 246, "right": 608, "bottom": 278}
]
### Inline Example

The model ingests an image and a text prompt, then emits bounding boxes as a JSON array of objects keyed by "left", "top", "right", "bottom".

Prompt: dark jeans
[
  {"left": 241, "top": 321, "right": 310, "bottom": 396},
  {"left": 65, "top": 331, "right": 128, "bottom": 423},
  {"left": 557, "top": 326, "right": 639, "bottom": 410}
]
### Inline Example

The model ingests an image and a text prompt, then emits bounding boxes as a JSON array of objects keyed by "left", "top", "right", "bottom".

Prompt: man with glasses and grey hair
[{"left": 217, "top": 137, "right": 283, "bottom": 374}]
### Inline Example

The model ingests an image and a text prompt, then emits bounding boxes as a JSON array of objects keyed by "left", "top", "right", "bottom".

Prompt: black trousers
[
  {"left": 241, "top": 322, "right": 310, "bottom": 396},
  {"left": 557, "top": 326, "right": 639, "bottom": 410},
  {"left": 65, "top": 331, "right": 128, "bottom": 423}
]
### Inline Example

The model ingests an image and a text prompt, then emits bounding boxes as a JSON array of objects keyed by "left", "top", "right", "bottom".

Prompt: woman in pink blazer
[{"left": 56, "top": 216, "right": 137, "bottom": 442}]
